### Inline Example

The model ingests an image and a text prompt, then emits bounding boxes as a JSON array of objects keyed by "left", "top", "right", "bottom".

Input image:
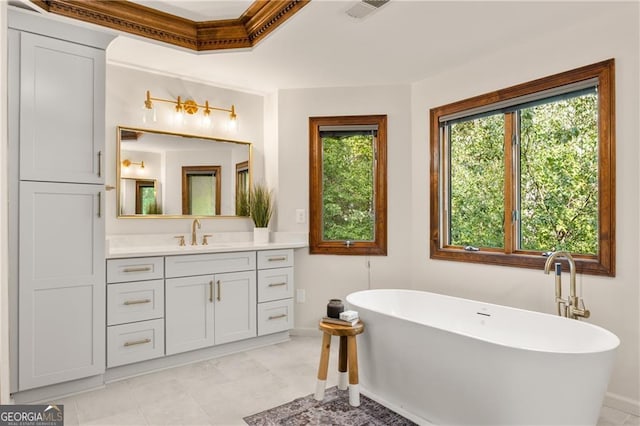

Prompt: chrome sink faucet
[
  {"left": 543, "top": 251, "right": 590, "bottom": 320},
  {"left": 191, "top": 218, "right": 201, "bottom": 245}
]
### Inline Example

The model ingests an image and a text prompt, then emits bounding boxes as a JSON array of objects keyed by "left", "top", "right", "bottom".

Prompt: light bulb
[
  {"left": 173, "top": 107, "right": 184, "bottom": 126},
  {"left": 142, "top": 105, "right": 156, "bottom": 124},
  {"left": 202, "top": 111, "right": 212, "bottom": 128},
  {"left": 227, "top": 116, "right": 238, "bottom": 132}
]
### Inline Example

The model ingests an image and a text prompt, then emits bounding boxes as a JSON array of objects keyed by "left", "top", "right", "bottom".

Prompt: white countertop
[{"left": 106, "top": 232, "right": 308, "bottom": 259}]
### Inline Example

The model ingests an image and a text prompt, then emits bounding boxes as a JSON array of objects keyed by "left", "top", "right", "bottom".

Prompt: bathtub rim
[{"left": 346, "top": 288, "right": 620, "bottom": 355}]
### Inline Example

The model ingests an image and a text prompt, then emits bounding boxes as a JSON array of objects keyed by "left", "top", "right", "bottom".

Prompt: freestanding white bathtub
[{"left": 346, "top": 289, "right": 619, "bottom": 425}]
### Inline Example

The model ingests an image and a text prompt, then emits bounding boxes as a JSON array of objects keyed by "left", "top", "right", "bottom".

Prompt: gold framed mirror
[{"left": 117, "top": 126, "right": 252, "bottom": 218}]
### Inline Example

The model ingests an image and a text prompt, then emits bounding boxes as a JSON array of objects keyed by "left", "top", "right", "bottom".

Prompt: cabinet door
[
  {"left": 214, "top": 271, "right": 257, "bottom": 345},
  {"left": 19, "top": 32, "right": 105, "bottom": 183},
  {"left": 165, "top": 275, "right": 215, "bottom": 355},
  {"left": 19, "top": 181, "right": 105, "bottom": 390}
]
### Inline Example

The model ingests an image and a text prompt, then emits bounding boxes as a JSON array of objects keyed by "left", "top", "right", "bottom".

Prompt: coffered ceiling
[
  {"left": 27, "top": 0, "right": 309, "bottom": 51},
  {"left": 13, "top": 1, "right": 624, "bottom": 94}
]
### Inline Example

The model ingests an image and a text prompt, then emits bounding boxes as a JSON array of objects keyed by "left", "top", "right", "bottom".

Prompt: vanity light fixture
[
  {"left": 144, "top": 90, "right": 237, "bottom": 130},
  {"left": 122, "top": 159, "right": 145, "bottom": 169}
]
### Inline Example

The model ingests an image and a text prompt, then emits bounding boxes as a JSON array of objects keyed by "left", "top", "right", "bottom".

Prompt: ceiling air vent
[{"left": 345, "top": 0, "right": 390, "bottom": 20}]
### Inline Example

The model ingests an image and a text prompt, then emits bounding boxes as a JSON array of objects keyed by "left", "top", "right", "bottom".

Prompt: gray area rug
[{"left": 243, "top": 386, "right": 417, "bottom": 425}]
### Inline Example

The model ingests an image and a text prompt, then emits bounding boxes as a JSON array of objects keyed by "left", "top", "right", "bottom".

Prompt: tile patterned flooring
[{"left": 52, "top": 336, "right": 638, "bottom": 425}]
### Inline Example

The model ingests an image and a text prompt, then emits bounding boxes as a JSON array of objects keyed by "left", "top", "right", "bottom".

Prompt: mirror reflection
[{"left": 117, "top": 126, "right": 251, "bottom": 218}]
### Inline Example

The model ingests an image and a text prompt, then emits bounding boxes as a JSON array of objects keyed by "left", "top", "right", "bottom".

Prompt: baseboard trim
[
  {"left": 11, "top": 374, "right": 106, "bottom": 404},
  {"left": 11, "top": 332, "right": 290, "bottom": 404},
  {"left": 290, "top": 327, "right": 321, "bottom": 337},
  {"left": 604, "top": 392, "right": 640, "bottom": 416}
]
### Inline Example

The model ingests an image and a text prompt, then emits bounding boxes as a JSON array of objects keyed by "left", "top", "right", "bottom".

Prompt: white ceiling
[
  {"left": 128, "top": 0, "right": 253, "bottom": 21},
  {"left": 104, "top": 1, "right": 614, "bottom": 94}
]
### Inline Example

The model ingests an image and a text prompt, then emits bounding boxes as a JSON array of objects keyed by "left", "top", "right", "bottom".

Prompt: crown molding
[{"left": 29, "top": 0, "right": 310, "bottom": 51}]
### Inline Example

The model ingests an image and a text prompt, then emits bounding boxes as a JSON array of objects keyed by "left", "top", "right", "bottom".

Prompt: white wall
[
  {"left": 105, "top": 64, "right": 265, "bottom": 235},
  {"left": 275, "top": 85, "right": 413, "bottom": 331},
  {"left": 410, "top": 3, "right": 639, "bottom": 413}
]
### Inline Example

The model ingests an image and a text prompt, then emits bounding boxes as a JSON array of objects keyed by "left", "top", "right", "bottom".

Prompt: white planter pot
[{"left": 253, "top": 227, "right": 269, "bottom": 244}]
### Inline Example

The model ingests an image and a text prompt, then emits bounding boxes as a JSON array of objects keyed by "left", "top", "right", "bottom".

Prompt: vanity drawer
[
  {"left": 107, "top": 319, "right": 164, "bottom": 368},
  {"left": 107, "top": 257, "right": 164, "bottom": 283},
  {"left": 257, "top": 249, "right": 294, "bottom": 270},
  {"left": 165, "top": 251, "right": 256, "bottom": 278},
  {"left": 257, "top": 299, "right": 294, "bottom": 336},
  {"left": 258, "top": 267, "right": 294, "bottom": 303},
  {"left": 107, "top": 280, "right": 164, "bottom": 326}
]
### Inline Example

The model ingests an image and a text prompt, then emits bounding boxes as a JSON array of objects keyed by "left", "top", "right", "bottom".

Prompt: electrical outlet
[
  {"left": 296, "top": 289, "right": 306, "bottom": 303},
  {"left": 295, "top": 208, "right": 306, "bottom": 224}
]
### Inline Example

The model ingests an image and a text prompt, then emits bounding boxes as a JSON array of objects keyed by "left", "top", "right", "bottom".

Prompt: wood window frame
[
  {"left": 181, "top": 165, "right": 221, "bottom": 216},
  {"left": 309, "top": 115, "right": 387, "bottom": 255},
  {"left": 430, "top": 59, "right": 615, "bottom": 276},
  {"left": 134, "top": 179, "right": 156, "bottom": 215}
]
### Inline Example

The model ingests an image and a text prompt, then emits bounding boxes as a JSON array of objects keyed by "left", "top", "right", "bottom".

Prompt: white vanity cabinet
[
  {"left": 257, "top": 249, "right": 295, "bottom": 336},
  {"left": 106, "top": 257, "right": 165, "bottom": 368},
  {"left": 165, "top": 252, "right": 257, "bottom": 355},
  {"left": 8, "top": 9, "right": 114, "bottom": 393}
]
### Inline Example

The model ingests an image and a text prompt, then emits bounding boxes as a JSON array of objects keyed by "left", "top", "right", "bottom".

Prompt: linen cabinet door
[
  {"left": 214, "top": 270, "right": 257, "bottom": 345},
  {"left": 19, "top": 32, "right": 105, "bottom": 184},
  {"left": 18, "top": 181, "right": 105, "bottom": 390},
  {"left": 165, "top": 275, "right": 215, "bottom": 355}
]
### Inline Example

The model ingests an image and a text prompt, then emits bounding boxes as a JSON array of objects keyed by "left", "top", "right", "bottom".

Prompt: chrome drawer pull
[
  {"left": 122, "top": 266, "right": 152, "bottom": 273},
  {"left": 268, "top": 314, "right": 287, "bottom": 320},
  {"left": 123, "top": 299, "right": 151, "bottom": 306},
  {"left": 268, "top": 282, "right": 287, "bottom": 287},
  {"left": 124, "top": 338, "right": 151, "bottom": 347},
  {"left": 268, "top": 256, "right": 287, "bottom": 262}
]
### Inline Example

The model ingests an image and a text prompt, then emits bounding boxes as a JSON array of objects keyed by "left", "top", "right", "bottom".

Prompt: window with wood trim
[
  {"left": 430, "top": 59, "right": 615, "bottom": 276},
  {"left": 181, "top": 165, "right": 221, "bottom": 216},
  {"left": 309, "top": 115, "right": 387, "bottom": 255}
]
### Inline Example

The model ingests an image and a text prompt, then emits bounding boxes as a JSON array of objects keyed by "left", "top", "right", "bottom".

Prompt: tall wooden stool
[{"left": 314, "top": 320, "right": 365, "bottom": 407}]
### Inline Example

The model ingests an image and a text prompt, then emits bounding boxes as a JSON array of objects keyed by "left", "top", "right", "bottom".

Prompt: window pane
[
  {"left": 321, "top": 132, "right": 375, "bottom": 241},
  {"left": 519, "top": 94, "right": 598, "bottom": 254},
  {"left": 448, "top": 114, "right": 505, "bottom": 248},
  {"left": 189, "top": 174, "right": 215, "bottom": 215},
  {"left": 140, "top": 186, "right": 156, "bottom": 214}
]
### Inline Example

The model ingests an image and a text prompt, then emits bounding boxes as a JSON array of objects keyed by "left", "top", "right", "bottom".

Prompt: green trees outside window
[
  {"left": 321, "top": 132, "right": 375, "bottom": 241},
  {"left": 309, "top": 115, "right": 387, "bottom": 255},
  {"left": 431, "top": 59, "right": 615, "bottom": 276},
  {"left": 448, "top": 93, "right": 598, "bottom": 255},
  {"left": 449, "top": 114, "right": 505, "bottom": 248}
]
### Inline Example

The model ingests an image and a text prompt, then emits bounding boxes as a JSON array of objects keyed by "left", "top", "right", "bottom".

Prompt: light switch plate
[{"left": 295, "top": 208, "right": 306, "bottom": 224}]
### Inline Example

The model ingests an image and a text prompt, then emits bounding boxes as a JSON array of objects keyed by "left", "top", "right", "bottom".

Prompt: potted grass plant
[{"left": 249, "top": 183, "right": 274, "bottom": 244}]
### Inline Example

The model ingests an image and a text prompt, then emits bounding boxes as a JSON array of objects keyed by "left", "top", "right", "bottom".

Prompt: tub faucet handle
[{"left": 571, "top": 298, "right": 590, "bottom": 319}]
